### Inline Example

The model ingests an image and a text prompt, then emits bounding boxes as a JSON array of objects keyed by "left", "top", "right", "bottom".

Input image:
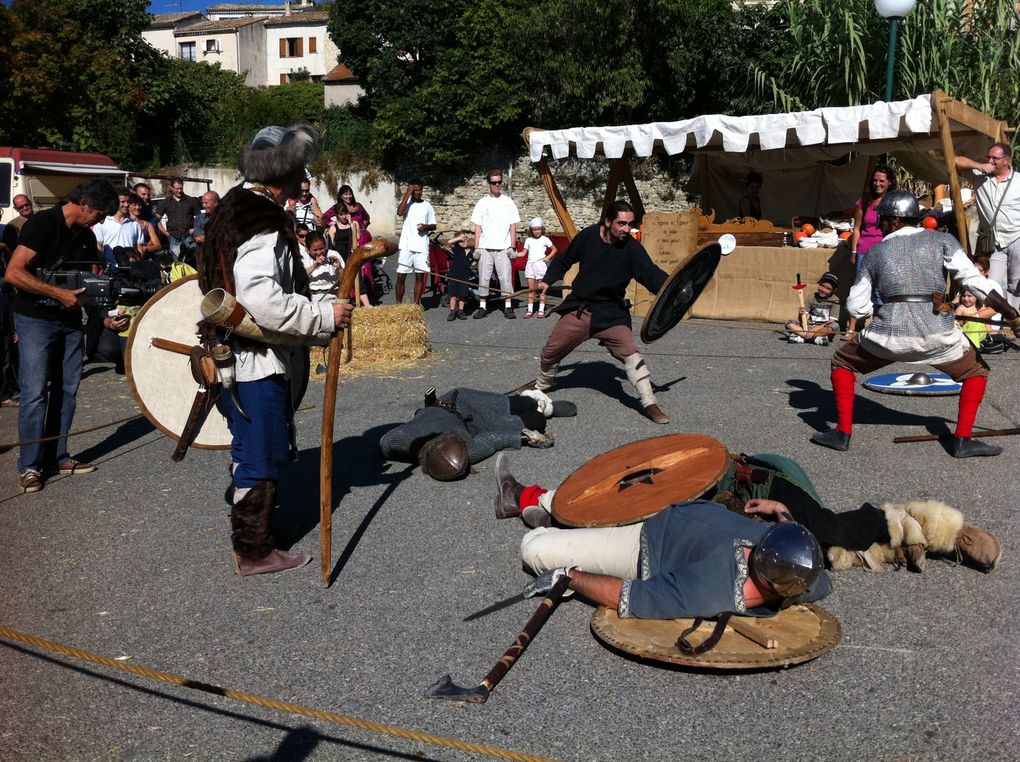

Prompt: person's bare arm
[
  {"left": 311, "top": 197, "right": 323, "bottom": 226},
  {"left": 397, "top": 187, "right": 414, "bottom": 217},
  {"left": 509, "top": 223, "right": 517, "bottom": 251},
  {"left": 955, "top": 156, "right": 993, "bottom": 174},
  {"left": 5, "top": 245, "right": 83, "bottom": 309},
  {"left": 743, "top": 499, "right": 793, "bottom": 523},
  {"left": 567, "top": 570, "right": 624, "bottom": 608},
  {"left": 473, "top": 224, "right": 483, "bottom": 253},
  {"left": 849, "top": 205, "right": 864, "bottom": 264}
]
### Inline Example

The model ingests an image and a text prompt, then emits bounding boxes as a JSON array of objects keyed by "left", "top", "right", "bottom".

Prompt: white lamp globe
[{"left": 874, "top": 0, "right": 917, "bottom": 19}]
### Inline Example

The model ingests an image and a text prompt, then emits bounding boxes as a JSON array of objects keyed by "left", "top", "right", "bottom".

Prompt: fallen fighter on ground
[
  {"left": 379, "top": 388, "right": 576, "bottom": 480},
  {"left": 492, "top": 452, "right": 1000, "bottom": 619}
]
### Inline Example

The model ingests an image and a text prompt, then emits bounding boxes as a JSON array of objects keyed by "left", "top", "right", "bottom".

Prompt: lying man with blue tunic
[{"left": 495, "top": 451, "right": 1000, "bottom": 620}]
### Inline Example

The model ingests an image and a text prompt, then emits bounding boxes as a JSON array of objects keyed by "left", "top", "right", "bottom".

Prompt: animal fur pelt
[
  {"left": 238, "top": 124, "right": 320, "bottom": 183},
  {"left": 827, "top": 501, "right": 960, "bottom": 571}
]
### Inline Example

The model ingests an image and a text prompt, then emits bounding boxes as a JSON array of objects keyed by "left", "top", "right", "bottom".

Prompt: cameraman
[{"left": 4, "top": 179, "right": 118, "bottom": 493}]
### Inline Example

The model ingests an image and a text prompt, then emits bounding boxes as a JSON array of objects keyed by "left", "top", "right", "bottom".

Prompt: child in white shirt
[{"left": 522, "top": 217, "right": 557, "bottom": 318}]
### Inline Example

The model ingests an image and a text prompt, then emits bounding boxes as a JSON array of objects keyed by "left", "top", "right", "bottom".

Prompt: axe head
[{"left": 424, "top": 674, "right": 490, "bottom": 703}]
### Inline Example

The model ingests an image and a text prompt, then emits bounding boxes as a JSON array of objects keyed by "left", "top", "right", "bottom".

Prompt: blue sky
[{"left": 147, "top": 0, "right": 281, "bottom": 15}]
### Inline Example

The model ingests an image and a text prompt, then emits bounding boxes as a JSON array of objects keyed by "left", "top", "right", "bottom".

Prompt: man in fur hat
[{"left": 199, "top": 124, "right": 354, "bottom": 576}]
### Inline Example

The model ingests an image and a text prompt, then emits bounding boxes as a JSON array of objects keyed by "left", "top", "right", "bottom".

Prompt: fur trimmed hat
[{"left": 237, "top": 124, "right": 321, "bottom": 183}]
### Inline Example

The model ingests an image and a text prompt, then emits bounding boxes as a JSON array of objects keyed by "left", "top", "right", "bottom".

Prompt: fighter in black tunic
[{"left": 533, "top": 201, "right": 670, "bottom": 423}]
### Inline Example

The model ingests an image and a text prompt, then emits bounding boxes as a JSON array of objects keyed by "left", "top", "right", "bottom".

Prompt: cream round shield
[{"left": 126, "top": 275, "right": 232, "bottom": 449}]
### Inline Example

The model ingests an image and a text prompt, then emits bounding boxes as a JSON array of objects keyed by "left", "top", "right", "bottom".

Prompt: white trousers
[
  {"left": 477, "top": 247, "right": 513, "bottom": 301},
  {"left": 520, "top": 490, "right": 643, "bottom": 578}
]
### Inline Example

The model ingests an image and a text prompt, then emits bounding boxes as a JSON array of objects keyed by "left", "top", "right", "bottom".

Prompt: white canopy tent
[{"left": 524, "top": 91, "right": 1010, "bottom": 245}]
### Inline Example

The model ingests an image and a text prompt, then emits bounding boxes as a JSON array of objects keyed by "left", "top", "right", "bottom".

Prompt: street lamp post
[{"left": 875, "top": 0, "right": 918, "bottom": 102}]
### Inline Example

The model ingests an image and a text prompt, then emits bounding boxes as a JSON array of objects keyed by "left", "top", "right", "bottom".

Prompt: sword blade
[{"left": 463, "top": 592, "right": 526, "bottom": 622}]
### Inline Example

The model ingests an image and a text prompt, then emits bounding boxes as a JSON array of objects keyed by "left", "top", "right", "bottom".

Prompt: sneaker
[
  {"left": 19, "top": 469, "right": 43, "bottom": 493},
  {"left": 813, "top": 336, "right": 831, "bottom": 346},
  {"left": 58, "top": 459, "right": 96, "bottom": 475},
  {"left": 456, "top": 310, "right": 468, "bottom": 320},
  {"left": 788, "top": 334, "right": 805, "bottom": 343},
  {"left": 446, "top": 311, "right": 457, "bottom": 321},
  {"left": 472, "top": 308, "right": 487, "bottom": 319},
  {"left": 523, "top": 311, "right": 534, "bottom": 319},
  {"left": 504, "top": 308, "right": 516, "bottom": 319}
]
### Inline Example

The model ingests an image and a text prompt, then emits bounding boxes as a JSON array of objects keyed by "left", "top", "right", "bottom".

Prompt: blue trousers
[
  {"left": 217, "top": 374, "right": 292, "bottom": 489},
  {"left": 15, "top": 313, "right": 84, "bottom": 472}
]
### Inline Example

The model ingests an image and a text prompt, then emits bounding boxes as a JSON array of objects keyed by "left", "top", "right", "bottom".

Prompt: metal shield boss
[
  {"left": 640, "top": 242, "right": 723, "bottom": 344},
  {"left": 126, "top": 275, "right": 232, "bottom": 449},
  {"left": 551, "top": 433, "right": 729, "bottom": 527},
  {"left": 590, "top": 603, "right": 841, "bottom": 670}
]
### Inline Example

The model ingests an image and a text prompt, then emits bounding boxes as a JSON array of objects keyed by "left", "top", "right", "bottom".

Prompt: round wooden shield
[
  {"left": 551, "top": 433, "right": 729, "bottom": 527},
  {"left": 591, "top": 603, "right": 841, "bottom": 670},
  {"left": 126, "top": 275, "right": 232, "bottom": 449},
  {"left": 863, "top": 371, "right": 961, "bottom": 396},
  {"left": 640, "top": 243, "right": 722, "bottom": 344}
]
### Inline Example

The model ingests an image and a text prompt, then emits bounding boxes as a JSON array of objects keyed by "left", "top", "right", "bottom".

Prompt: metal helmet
[
  {"left": 417, "top": 432, "right": 469, "bottom": 481},
  {"left": 749, "top": 523, "right": 824, "bottom": 599},
  {"left": 876, "top": 189, "right": 920, "bottom": 220}
]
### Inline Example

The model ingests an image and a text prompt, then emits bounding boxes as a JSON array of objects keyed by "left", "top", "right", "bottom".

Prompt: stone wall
[{"left": 416, "top": 155, "right": 694, "bottom": 240}]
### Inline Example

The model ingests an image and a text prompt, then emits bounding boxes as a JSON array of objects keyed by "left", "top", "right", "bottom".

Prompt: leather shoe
[
  {"left": 521, "top": 505, "right": 552, "bottom": 529},
  {"left": 810, "top": 429, "right": 851, "bottom": 451},
  {"left": 472, "top": 308, "right": 487, "bottom": 319},
  {"left": 504, "top": 308, "right": 516, "bottom": 319},
  {"left": 895, "top": 543, "right": 926, "bottom": 573},
  {"left": 642, "top": 403, "right": 670, "bottom": 424},
  {"left": 234, "top": 549, "right": 312, "bottom": 576},
  {"left": 493, "top": 452, "right": 525, "bottom": 519},
  {"left": 954, "top": 524, "right": 1001, "bottom": 571},
  {"left": 948, "top": 437, "right": 1002, "bottom": 458}
]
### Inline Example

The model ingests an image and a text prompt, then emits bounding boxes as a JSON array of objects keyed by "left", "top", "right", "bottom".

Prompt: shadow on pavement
[{"left": 785, "top": 378, "right": 951, "bottom": 433}]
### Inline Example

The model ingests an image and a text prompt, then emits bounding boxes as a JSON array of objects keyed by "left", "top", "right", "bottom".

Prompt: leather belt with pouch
[{"left": 172, "top": 345, "right": 219, "bottom": 462}]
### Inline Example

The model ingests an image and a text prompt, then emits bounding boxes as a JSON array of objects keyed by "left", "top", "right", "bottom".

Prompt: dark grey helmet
[
  {"left": 418, "top": 432, "right": 469, "bottom": 481},
  {"left": 749, "top": 523, "right": 824, "bottom": 599},
  {"left": 876, "top": 189, "right": 920, "bottom": 220}
]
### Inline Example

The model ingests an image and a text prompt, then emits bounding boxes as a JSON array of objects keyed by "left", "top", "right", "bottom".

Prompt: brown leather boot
[
  {"left": 954, "top": 524, "right": 1002, "bottom": 572},
  {"left": 642, "top": 404, "right": 670, "bottom": 424},
  {"left": 895, "top": 544, "right": 926, "bottom": 573},
  {"left": 234, "top": 549, "right": 312, "bottom": 576},
  {"left": 493, "top": 452, "right": 525, "bottom": 519},
  {"left": 231, "top": 480, "right": 312, "bottom": 576}
]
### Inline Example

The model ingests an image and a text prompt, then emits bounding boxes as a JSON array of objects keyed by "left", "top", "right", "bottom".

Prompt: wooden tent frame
[{"left": 523, "top": 90, "right": 1012, "bottom": 256}]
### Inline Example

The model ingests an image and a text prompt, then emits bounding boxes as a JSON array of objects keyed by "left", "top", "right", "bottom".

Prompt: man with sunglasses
[
  {"left": 471, "top": 170, "right": 520, "bottom": 318},
  {"left": 4, "top": 179, "right": 119, "bottom": 492},
  {"left": 956, "top": 143, "right": 1020, "bottom": 311}
]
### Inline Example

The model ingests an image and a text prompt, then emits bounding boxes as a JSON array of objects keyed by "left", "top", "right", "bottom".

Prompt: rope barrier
[
  {"left": 0, "top": 413, "right": 145, "bottom": 450},
  {"left": 0, "top": 626, "right": 560, "bottom": 762}
]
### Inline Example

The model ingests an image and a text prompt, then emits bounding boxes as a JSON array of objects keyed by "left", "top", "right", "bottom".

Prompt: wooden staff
[
  {"left": 320, "top": 238, "right": 396, "bottom": 586},
  {"left": 894, "top": 428, "right": 1020, "bottom": 444}
]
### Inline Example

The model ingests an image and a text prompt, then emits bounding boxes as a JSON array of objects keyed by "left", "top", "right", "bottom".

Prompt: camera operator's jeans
[{"left": 15, "top": 313, "right": 84, "bottom": 472}]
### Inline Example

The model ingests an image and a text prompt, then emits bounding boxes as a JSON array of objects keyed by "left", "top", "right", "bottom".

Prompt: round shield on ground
[
  {"left": 551, "top": 433, "right": 729, "bottom": 527},
  {"left": 126, "top": 275, "right": 232, "bottom": 449},
  {"left": 591, "top": 603, "right": 841, "bottom": 670},
  {"left": 863, "top": 371, "right": 961, "bottom": 396},
  {"left": 640, "top": 242, "right": 723, "bottom": 343}
]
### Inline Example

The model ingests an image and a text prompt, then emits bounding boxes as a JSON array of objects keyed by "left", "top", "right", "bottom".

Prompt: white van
[{"left": 0, "top": 146, "right": 128, "bottom": 224}]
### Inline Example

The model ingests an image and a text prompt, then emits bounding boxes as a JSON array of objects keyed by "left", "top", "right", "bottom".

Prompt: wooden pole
[
  {"left": 535, "top": 157, "right": 577, "bottom": 240},
  {"left": 603, "top": 159, "right": 626, "bottom": 216},
  {"left": 618, "top": 160, "right": 646, "bottom": 225},
  {"left": 932, "top": 90, "right": 971, "bottom": 257}
]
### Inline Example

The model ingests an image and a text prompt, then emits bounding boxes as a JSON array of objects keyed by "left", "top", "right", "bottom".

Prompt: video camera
[{"left": 40, "top": 260, "right": 163, "bottom": 309}]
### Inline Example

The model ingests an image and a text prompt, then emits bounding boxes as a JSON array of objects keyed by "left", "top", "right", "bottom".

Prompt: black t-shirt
[{"left": 13, "top": 204, "right": 100, "bottom": 325}]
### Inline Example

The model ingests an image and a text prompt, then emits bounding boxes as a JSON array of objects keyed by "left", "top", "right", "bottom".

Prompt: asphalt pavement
[{"left": 2, "top": 287, "right": 1018, "bottom": 761}]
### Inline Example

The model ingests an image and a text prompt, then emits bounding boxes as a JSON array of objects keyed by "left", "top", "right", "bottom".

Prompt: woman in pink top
[{"left": 846, "top": 163, "right": 897, "bottom": 337}]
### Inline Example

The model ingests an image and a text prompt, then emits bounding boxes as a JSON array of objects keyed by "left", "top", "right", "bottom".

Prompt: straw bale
[{"left": 309, "top": 303, "right": 431, "bottom": 379}]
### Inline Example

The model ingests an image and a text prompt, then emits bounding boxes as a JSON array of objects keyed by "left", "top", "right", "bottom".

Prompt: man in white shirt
[
  {"left": 955, "top": 143, "right": 1020, "bottom": 311},
  {"left": 93, "top": 188, "right": 144, "bottom": 266},
  {"left": 471, "top": 170, "right": 520, "bottom": 318},
  {"left": 395, "top": 179, "right": 436, "bottom": 305}
]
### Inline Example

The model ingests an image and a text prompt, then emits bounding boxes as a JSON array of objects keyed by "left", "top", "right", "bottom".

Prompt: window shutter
[
  {"left": 279, "top": 38, "right": 287, "bottom": 58},
  {"left": 296, "top": 38, "right": 303, "bottom": 57},
  {"left": 309, "top": 37, "right": 317, "bottom": 53},
  {"left": 280, "top": 73, "right": 288, "bottom": 85}
]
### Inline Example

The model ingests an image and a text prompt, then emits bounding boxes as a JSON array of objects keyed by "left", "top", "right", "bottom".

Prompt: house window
[
  {"left": 279, "top": 37, "right": 303, "bottom": 58},
  {"left": 179, "top": 41, "right": 196, "bottom": 61},
  {"left": 308, "top": 37, "right": 317, "bottom": 54},
  {"left": 204, "top": 39, "right": 221, "bottom": 54}
]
